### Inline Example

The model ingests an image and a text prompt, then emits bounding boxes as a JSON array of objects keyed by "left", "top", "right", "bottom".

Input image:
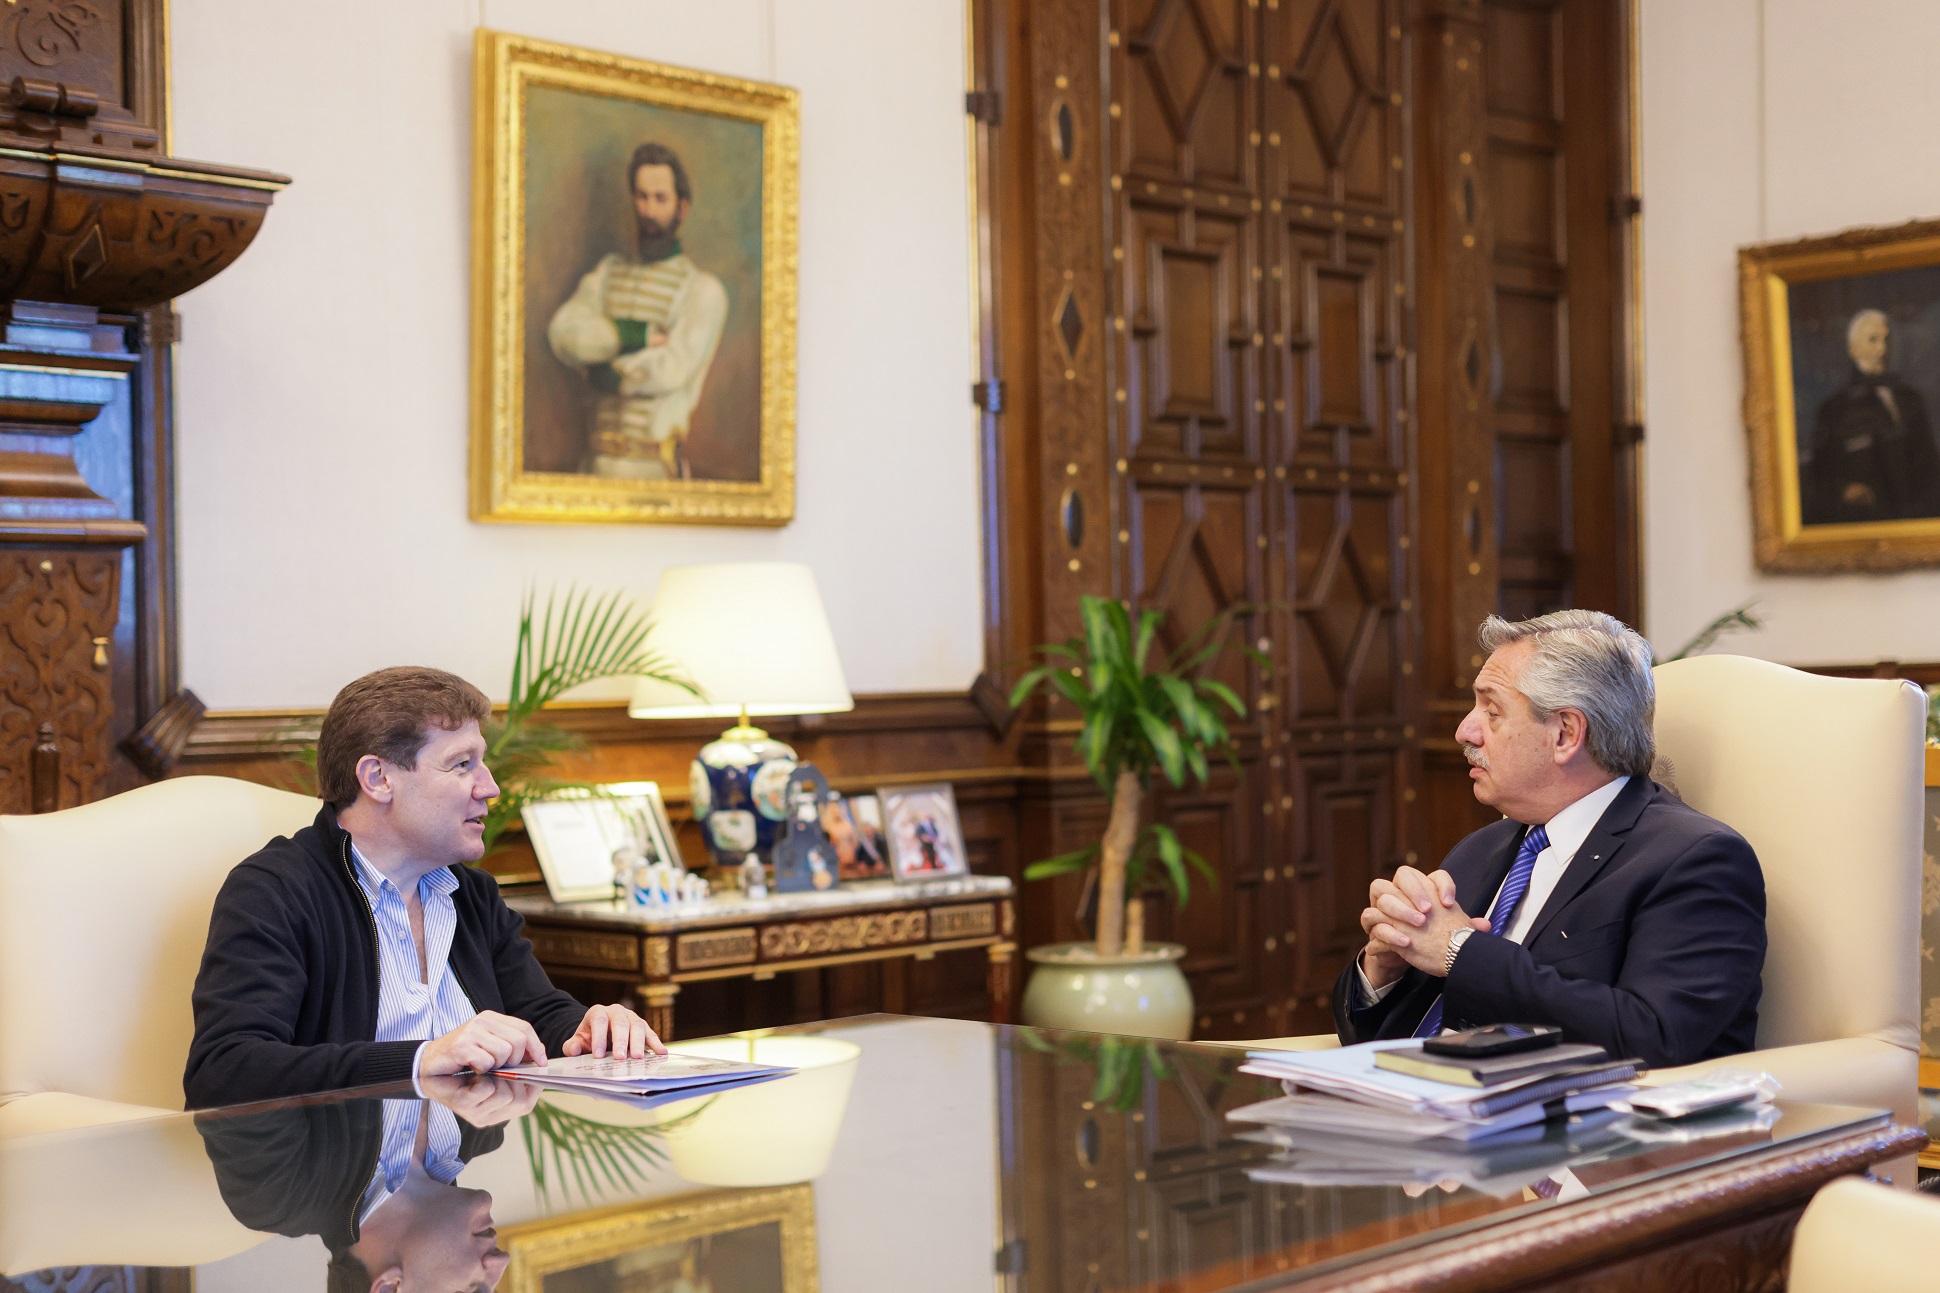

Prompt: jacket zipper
[{"left": 340, "top": 834, "right": 383, "bottom": 1026}]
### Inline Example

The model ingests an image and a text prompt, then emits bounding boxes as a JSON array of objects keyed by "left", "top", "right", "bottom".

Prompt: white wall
[
  {"left": 169, "top": 0, "right": 982, "bottom": 709},
  {"left": 1642, "top": 0, "right": 1940, "bottom": 663}
]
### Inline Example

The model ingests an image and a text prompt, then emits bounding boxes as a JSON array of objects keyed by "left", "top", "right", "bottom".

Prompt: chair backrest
[
  {"left": 1651, "top": 655, "right": 1921, "bottom": 1054},
  {"left": 0, "top": 775, "right": 320, "bottom": 1110},
  {"left": 1789, "top": 1177, "right": 1940, "bottom": 1293}
]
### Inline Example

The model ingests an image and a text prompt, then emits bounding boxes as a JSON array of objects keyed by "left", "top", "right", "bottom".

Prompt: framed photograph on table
[
  {"left": 502, "top": 1184, "right": 816, "bottom": 1292},
  {"left": 877, "top": 783, "right": 969, "bottom": 881},
  {"left": 1742, "top": 217, "right": 1940, "bottom": 571},
  {"left": 522, "top": 784, "right": 683, "bottom": 903},
  {"left": 470, "top": 29, "right": 798, "bottom": 526}
]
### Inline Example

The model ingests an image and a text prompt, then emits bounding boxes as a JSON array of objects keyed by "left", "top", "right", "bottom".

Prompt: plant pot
[{"left": 1020, "top": 942, "right": 1194, "bottom": 1041}]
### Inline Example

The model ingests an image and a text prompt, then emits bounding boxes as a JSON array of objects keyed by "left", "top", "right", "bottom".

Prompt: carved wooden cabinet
[
  {"left": 0, "top": 0, "right": 285, "bottom": 809},
  {"left": 973, "top": 0, "right": 1636, "bottom": 1038}
]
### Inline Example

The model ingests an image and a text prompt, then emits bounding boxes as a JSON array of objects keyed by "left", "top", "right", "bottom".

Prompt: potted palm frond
[
  {"left": 1008, "top": 595, "right": 1254, "bottom": 1040},
  {"left": 287, "top": 585, "right": 695, "bottom": 857},
  {"left": 476, "top": 585, "right": 695, "bottom": 854}
]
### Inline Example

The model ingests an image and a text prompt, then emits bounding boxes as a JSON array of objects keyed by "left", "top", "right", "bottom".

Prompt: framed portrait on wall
[
  {"left": 1741, "top": 217, "right": 1940, "bottom": 571},
  {"left": 501, "top": 1184, "right": 816, "bottom": 1292},
  {"left": 471, "top": 29, "right": 798, "bottom": 525}
]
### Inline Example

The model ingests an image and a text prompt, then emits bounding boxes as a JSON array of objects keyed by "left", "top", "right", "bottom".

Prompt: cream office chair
[
  {"left": 1245, "top": 656, "right": 1924, "bottom": 1174},
  {"left": 1788, "top": 1176, "right": 1940, "bottom": 1292},
  {"left": 0, "top": 775, "right": 320, "bottom": 1121}
]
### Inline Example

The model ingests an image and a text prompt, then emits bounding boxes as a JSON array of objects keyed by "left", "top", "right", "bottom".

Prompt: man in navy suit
[{"left": 1334, "top": 610, "right": 1766, "bottom": 1068}]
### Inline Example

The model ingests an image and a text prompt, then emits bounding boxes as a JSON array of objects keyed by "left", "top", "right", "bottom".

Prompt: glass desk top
[{"left": 0, "top": 1016, "right": 1893, "bottom": 1292}]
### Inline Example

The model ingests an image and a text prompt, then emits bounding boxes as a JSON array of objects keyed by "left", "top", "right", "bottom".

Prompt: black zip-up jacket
[{"left": 183, "top": 805, "right": 586, "bottom": 1110}]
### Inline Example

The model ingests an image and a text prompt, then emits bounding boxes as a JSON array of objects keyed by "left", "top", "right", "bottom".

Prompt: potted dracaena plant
[{"left": 1007, "top": 595, "right": 1256, "bottom": 1040}]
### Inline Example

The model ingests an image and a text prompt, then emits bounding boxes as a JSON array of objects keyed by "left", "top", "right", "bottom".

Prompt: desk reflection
[{"left": 197, "top": 1076, "right": 537, "bottom": 1293}]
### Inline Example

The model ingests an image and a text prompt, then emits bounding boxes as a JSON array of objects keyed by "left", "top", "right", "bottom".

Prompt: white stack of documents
[
  {"left": 1229, "top": 1038, "right": 1638, "bottom": 1145},
  {"left": 1244, "top": 1108, "right": 1634, "bottom": 1198}
]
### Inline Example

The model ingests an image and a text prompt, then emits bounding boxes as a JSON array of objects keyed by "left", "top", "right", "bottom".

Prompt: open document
[{"left": 494, "top": 1052, "right": 794, "bottom": 1097}]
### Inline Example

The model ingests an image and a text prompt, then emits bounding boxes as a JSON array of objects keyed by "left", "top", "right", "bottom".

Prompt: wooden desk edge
[{"left": 1289, "top": 1117, "right": 1924, "bottom": 1293}]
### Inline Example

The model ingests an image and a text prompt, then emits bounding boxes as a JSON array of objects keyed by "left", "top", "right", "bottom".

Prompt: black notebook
[{"left": 1375, "top": 1041, "right": 1610, "bottom": 1088}]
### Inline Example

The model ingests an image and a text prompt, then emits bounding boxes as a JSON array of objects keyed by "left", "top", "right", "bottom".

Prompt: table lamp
[{"left": 629, "top": 562, "right": 853, "bottom": 872}]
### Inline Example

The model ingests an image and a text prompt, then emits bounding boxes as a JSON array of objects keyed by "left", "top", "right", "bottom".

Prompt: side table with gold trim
[{"left": 507, "top": 875, "right": 1017, "bottom": 1041}]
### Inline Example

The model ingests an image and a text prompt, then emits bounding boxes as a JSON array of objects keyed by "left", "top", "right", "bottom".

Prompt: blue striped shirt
[
  {"left": 348, "top": 843, "right": 477, "bottom": 1080},
  {"left": 359, "top": 1098, "right": 466, "bottom": 1225}
]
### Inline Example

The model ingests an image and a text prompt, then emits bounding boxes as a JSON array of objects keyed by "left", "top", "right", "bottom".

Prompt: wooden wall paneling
[
  {"left": 1109, "top": 0, "right": 1281, "bottom": 1037},
  {"left": 1415, "top": 0, "right": 1502, "bottom": 869},
  {"left": 1263, "top": 0, "right": 1416, "bottom": 1038},
  {"left": 0, "top": 549, "right": 122, "bottom": 811},
  {"left": 1414, "top": 0, "right": 1637, "bottom": 869}
]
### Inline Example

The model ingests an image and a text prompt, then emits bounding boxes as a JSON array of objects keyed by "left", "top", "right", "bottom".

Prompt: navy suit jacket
[{"left": 1330, "top": 777, "right": 1766, "bottom": 1068}]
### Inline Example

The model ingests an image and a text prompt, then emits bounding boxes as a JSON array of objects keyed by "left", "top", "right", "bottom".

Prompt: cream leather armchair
[
  {"left": 0, "top": 775, "right": 320, "bottom": 1119},
  {"left": 1788, "top": 1176, "right": 1940, "bottom": 1292},
  {"left": 1245, "top": 656, "right": 1924, "bottom": 1176}
]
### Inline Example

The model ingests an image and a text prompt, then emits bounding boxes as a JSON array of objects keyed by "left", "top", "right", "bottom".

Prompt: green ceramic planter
[{"left": 1019, "top": 941, "right": 1193, "bottom": 1041}]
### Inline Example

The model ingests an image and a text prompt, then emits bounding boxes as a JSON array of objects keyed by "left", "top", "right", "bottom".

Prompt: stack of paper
[
  {"left": 1244, "top": 1108, "right": 1634, "bottom": 1198},
  {"left": 494, "top": 1052, "right": 794, "bottom": 1101},
  {"left": 1229, "top": 1038, "right": 1639, "bottom": 1148}
]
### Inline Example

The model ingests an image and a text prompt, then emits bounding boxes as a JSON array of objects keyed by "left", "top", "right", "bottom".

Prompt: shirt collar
[
  {"left": 1537, "top": 775, "right": 1629, "bottom": 862},
  {"left": 348, "top": 841, "right": 461, "bottom": 901}
]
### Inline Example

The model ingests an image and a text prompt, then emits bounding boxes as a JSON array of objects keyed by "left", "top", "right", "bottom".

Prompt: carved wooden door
[
  {"left": 981, "top": 0, "right": 1633, "bottom": 1037},
  {"left": 1108, "top": 0, "right": 1415, "bottom": 1038},
  {"left": 1415, "top": 0, "right": 1638, "bottom": 865}
]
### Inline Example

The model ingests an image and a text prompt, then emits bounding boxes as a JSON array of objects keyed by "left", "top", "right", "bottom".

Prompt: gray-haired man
[{"left": 1336, "top": 611, "right": 1767, "bottom": 1068}]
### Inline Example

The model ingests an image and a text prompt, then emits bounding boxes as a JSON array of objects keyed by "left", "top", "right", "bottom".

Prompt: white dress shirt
[{"left": 1358, "top": 776, "right": 1631, "bottom": 1005}]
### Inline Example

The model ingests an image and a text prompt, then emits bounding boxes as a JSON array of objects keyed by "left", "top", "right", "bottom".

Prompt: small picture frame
[
  {"left": 877, "top": 782, "right": 969, "bottom": 881},
  {"left": 523, "top": 782, "right": 683, "bottom": 903},
  {"left": 827, "top": 791, "right": 891, "bottom": 881}
]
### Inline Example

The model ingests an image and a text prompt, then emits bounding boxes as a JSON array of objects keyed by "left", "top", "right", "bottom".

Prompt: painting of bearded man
[
  {"left": 548, "top": 142, "right": 728, "bottom": 481},
  {"left": 471, "top": 33, "right": 795, "bottom": 525}
]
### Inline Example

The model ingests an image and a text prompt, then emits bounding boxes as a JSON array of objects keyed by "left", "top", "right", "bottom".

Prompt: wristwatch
[{"left": 1445, "top": 927, "right": 1474, "bottom": 976}]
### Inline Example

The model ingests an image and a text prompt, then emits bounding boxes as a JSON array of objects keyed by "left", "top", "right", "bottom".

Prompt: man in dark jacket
[
  {"left": 1335, "top": 611, "right": 1766, "bottom": 1068},
  {"left": 185, "top": 666, "right": 664, "bottom": 1110}
]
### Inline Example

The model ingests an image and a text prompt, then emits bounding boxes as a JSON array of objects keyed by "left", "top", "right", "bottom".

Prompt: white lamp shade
[{"left": 629, "top": 562, "right": 854, "bottom": 721}]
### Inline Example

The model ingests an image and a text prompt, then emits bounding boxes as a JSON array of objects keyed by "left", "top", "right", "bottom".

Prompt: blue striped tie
[{"left": 1412, "top": 824, "right": 1550, "bottom": 1038}]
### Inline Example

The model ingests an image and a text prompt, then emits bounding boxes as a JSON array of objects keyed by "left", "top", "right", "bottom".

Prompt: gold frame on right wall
[{"left": 1741, "top": 217, "right": 1940, "bottom": 572}]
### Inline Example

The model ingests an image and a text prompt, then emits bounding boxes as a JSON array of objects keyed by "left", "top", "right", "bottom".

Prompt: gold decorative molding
[
  {"left": 502, "top": 1186, "right": 819, "bottom": 1292},
  {"left": 931, "top": 902, "right": 997, "bottom": 939},
  {"left": 759, "top": 911, "right": 927, "bottom": 959},
  {"left": 644, "top": 935, "right": 671, "bottom": 978},
  {"left": 527, "top": 928, "right": 639, "bottom": 972},
  {"left": 676, "top": 927, "right": 757, "bottom": 970}
]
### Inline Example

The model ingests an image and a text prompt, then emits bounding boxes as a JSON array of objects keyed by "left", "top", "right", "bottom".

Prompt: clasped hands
[
  {"left": 1360, "top": 865, "right": 1489, "bottom": 990},
  {"left": 418, "top": 1003, "right": 667, "bottom": 1081}
]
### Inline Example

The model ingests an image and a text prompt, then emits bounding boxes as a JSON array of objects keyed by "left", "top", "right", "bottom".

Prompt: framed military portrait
[
  {"left": 471, "top": 30, "right": 798, "bottom": 525},
  {"left": 1742, "top": 218, "right": 1940, "bottom": 571}
]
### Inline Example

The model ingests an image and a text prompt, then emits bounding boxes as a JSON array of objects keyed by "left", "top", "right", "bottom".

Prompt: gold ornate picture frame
[
  {"left": 471, "top": 29, "right": 798, "bottom": 525},
  {"left": 1741, "top": 218, "right": 1940, "bottom": 571},
  {"left": 502, "top": 1184, "right": 818, "bottom": 1292}
]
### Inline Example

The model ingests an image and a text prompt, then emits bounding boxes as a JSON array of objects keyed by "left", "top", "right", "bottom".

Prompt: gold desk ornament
[{"left": 470, "top": 29, "right": 799, "bottom": 525}]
